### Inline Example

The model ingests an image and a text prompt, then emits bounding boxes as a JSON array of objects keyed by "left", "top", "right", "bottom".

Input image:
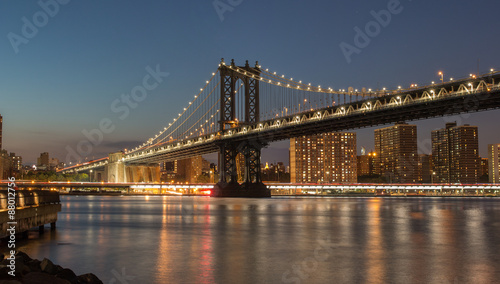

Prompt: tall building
[
  {"left": 235, "top": 152, "right": 245, "bottom": 182},
  {"left": 177, "top": 156, "right": 211, "bottom": 183},
  {"left": 290, "top": 132, "right": 357, "bottom": 183},
  {"left": 418, "top": 154, "right": 431, "bottom": 183},
  {"left": 479, "top": 157, "right": 489, "bottom": 178},
  {"left": 489, "top": 144, "right": 500, "bottom": 183},
  {"left": 0, "top": 150, "right": 9, "bottom": 179},
  {"left": 0, "top": 114, "right": 2, "bottom": 150},
  {"left": 374, "top": 122, "right": 418, "bottom": 183},
  {"left": 357, "top": 152, "right": 376, "bottom": 176},
  {"left": 37, "top": 152, "right": 50, "bottom": 167},
  {"left": 9, "top": 152, "right": 22, "bottom": 171},
  {"left": 432, "top": 122, "right": 479, "bottom": 183}
]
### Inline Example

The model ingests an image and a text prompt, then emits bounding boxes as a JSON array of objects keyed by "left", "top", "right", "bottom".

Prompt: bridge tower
[{"left": 212, "top": 59, "right": 270, "bottom": 197}]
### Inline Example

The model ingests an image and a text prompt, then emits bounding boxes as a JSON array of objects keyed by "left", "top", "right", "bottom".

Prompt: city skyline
[{"left": 1, "top": 1, "right": 500, "bottom": 164}]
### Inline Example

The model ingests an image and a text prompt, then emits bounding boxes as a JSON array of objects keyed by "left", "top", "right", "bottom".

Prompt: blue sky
[{"left": 1, "top": 0, "right": 500, "bottom": 164}]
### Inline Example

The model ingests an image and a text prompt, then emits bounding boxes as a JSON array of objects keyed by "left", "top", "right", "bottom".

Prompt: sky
[{"left": 1, "top": 0, "right": 500, "bottom": 165}]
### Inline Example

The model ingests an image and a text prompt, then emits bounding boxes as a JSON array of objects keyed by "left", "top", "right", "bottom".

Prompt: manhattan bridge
[{"left": 61, "top": 59, "right": 500, "bottom": 197}]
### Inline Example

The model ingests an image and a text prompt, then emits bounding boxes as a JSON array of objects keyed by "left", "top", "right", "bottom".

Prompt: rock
[
  {"left": 22, "top": 272, "right": 71, "bottom": 284},
  {"left": 76, "top": 273, "right": 103, "bottom": 284},
  {"left": 40, "top": 258, "right": 58, "bottom": 274},
  {"left": 14, "top": 251, "right": 32, "bottom": 264},
  {"left": 0, "top": 280, "right": 22, "bottom": 284},
  {"left": 14, "top": 261, "right": 31, "bottom": 276},
  {"left": 0, "top": 266, "right": 15, "bottom": 279},
  {"left": 25, "top": 259, "right": 42, "bottom": 273},
  {"left": 56, "top": 268, "right": 78, "bottom": 284},
  {"left": 55, "top": 264, "right": 65, "bottom": 274}
]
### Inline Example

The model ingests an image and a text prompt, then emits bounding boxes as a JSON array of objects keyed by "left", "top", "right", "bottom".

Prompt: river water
[{"left": 11, "top": 196, "right": 500, "bottom": 283}]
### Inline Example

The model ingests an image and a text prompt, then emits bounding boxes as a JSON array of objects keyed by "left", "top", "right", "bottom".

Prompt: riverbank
[{"left": 0, "top": 251, "right": 102, "bottom": 283}]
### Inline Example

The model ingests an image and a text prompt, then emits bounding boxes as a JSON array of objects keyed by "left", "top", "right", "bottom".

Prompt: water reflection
[{"left": 9, "top": 196, "right": 500, "bottom": 283}]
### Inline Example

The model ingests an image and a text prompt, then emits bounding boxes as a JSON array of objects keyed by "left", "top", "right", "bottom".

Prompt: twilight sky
[{"left": 1, "top": 0, "right": 500, "bottom": 165}]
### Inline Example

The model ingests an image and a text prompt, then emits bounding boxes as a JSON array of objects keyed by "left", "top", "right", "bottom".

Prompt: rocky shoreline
[{"left": 0, "top": 251, "right": 102, "bottom": 284}]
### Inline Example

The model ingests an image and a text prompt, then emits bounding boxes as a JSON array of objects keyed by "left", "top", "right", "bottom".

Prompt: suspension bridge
[{"left": 60, "top": 59, "right": 500, "bottom": 197}]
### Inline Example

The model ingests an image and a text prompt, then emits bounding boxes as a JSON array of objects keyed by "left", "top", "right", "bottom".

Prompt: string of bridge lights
[
  {"left": 226, "top": 62, "right": 497, "bottom": 96},
  {"left": 126, "top": 70, "right": 220, "bottom": 154},
  {"left": 223, "top": 62, "right": 378, "bottom": 95}
]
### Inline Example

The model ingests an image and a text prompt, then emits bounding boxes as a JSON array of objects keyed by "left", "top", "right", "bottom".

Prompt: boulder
[
  {"left": 0, "top": 280, "right": 22, "bottom": 284},
  {"left": 22, "top": 272, "right": 71, "bottom": 284},
  {"left": 76, "top": 273, "right": 103, "bottom": 284},
  {"left": 40, "top": 258, "right": 58, "bottom": 274},
  {"left": 14, "top": 251, "right": 32, "bottom": 264},
  {"left": 56, "top": 268, "right": 78, "bottom": 284},
  {"left": 25, "top": 259, "right": 42, "bottom": 273}
]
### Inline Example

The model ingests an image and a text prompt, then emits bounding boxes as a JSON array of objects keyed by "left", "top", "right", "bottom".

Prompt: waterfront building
[
  {"left": 235, "top": 152, "right": 245, "bottom": 182},
  {"left": 0, "top": 114, "right": 2, "bottom": 150},
  {"left": 489, "top": 144, "right": 500, "bottom": 183},
  {"left": 176, "top": 156, "right": 211, "bottom": 183},
  {"left": 479, "top": 157, "right": 488, "bottom": 178},
  {"left": 9, "top": 152, "right": 22, "bottom": 171},
  {"left": 37, "top": 152, "right": 50, "bottom": 168},
  {"left": 432, "top": 122, "right": 479, "bottom": 183},
  {"left": 357, "top": 151, "right": 376, "bottom": 176},
  {"left": 418, "top": 154, "right": 432, "bottom": 183},
  {"left": 374, "top": 122, "right": 418, "bottom": 183},
  {"left": 290, "top": 132, "right": 357, "bottom": 183}
]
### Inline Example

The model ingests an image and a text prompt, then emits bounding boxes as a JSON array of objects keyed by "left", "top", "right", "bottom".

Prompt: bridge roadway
[{"left": 63, "top": 72, "right": 500, "bottom": 172}]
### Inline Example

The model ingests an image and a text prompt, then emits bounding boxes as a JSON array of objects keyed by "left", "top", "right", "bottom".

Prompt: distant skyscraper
[
  {"left": 418, "top": 154, "right": 431, "bottom": 183},
  {"left": 357, "top": 151, "right": 376, "bottom": 176},
  {"left": 9, "top": 152, "right": 22, "bottom": 171},
  {"left": 235, "top": 152, "right": 245, "bottom": 182},
  {"left": 177, "top": 156, "right": 211, "bottom": 183},
  {"left": 37, "top": 152, "right": 50, "bottom": 167},
  {"left": 374, "top": 122, "right": 418, "bottom": 183},
  {"left": 479, "top": 157, "right": 489, "bottom": 178},
  {"left": 0, "top": 114, "right": 2, "bottom": 150},
  {"left": 489, "top": 144, "right": 500, "bottom": 183},
  {"left": 290, "top": 132, "right": 357, "bottom": 183},
  {"left": 432, "top": 122, "right": 479, "bottom": 183}
]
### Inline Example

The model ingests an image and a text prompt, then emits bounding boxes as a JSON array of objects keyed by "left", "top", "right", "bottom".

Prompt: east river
[{"left": 11, "top": 196, "right": 500, "bottom": 283}]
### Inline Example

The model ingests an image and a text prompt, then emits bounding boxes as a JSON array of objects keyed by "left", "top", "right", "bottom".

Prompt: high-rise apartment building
[
  {"left": 489, "top": 144, "right": 500, "bottom": 183},
  {"left": 0, "top": 114, "right": 2, "bottom": 150},
  {"left": 9, "top": 152, "right": 22, "bottom": 171},
  {"left": 374, "top": 122, "right": 418, "bottom": 183},
  {"left": 479, "top": 157, "right": 489, "bottom": 178},
  {"left": 357, "top": 152, "right": 376, "bottom": 176},
  {"left": 37, "top": 152, "right": 49, "bottom": 167},
  {"left": 418, "top": 154, "right": 432, "bottom": 183},
  {"left": 432, "top": 122, "right": 479, "bottom": 183},
  {"left": 177, "top": 156, "right": 211, "bottom": 183},
  {"left": 290, "top": 132, "right": 357, "bottom": 183}
]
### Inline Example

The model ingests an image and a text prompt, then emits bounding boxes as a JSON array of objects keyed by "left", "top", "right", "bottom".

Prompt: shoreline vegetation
[{"left": 0, "top": 251, "right": 103, "bottom": 284}]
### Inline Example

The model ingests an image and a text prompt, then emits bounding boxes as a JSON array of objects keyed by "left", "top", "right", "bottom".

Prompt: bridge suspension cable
[{"left": 128, "top": 69, "right": 221, "bottom": 154}]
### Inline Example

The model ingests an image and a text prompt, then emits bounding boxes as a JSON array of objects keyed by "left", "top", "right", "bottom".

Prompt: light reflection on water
[{"left": 10, "top": 196, "right": 500, "bottom": 283}]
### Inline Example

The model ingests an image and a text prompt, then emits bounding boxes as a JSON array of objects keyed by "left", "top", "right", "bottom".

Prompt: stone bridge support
[{"left": 106, "top": 152, "right": 160, "bottom": 183}]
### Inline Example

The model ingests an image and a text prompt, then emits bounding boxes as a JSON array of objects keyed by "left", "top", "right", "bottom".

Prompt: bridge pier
[{"left": 212, "top": 141, "right": 270, "bottom": 198}]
